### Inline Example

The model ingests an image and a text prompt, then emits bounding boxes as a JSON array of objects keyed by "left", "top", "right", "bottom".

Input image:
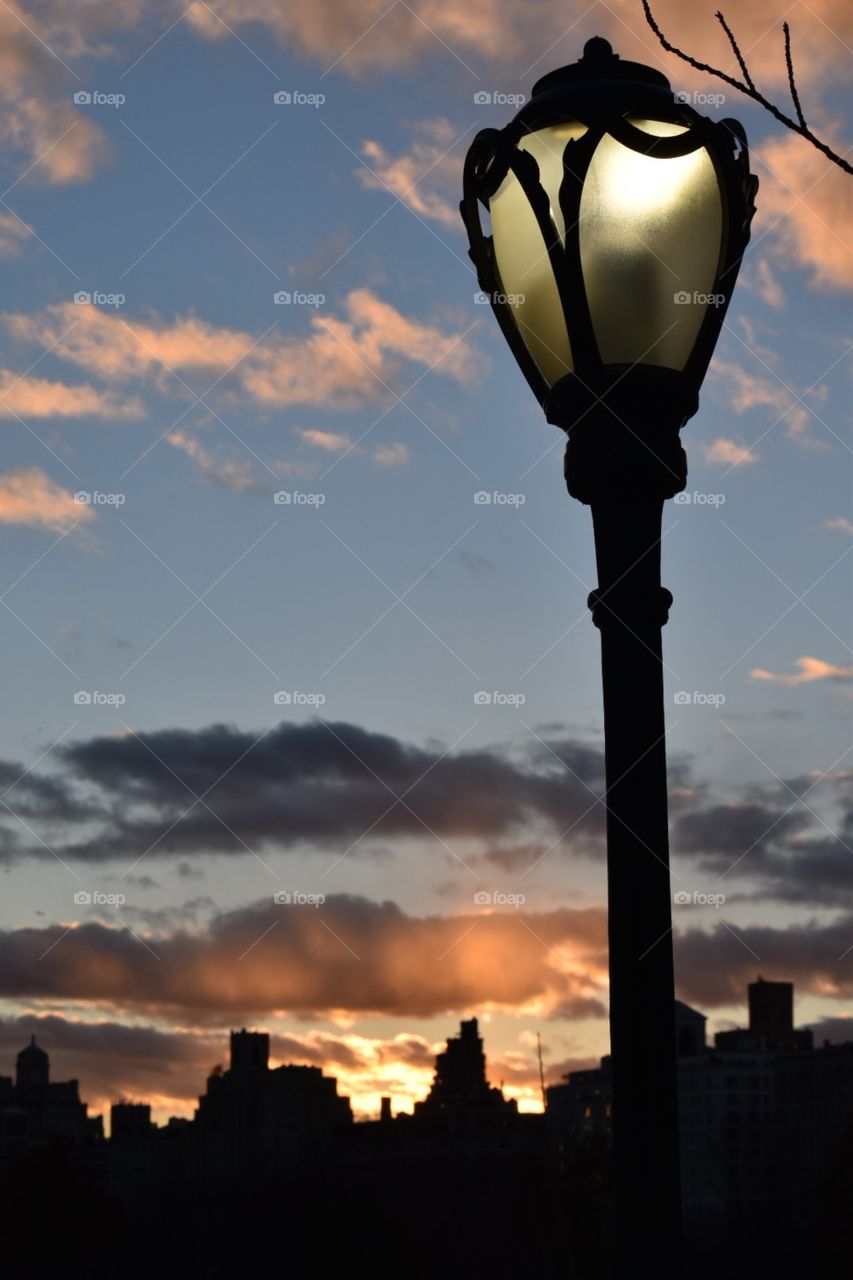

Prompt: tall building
[
  {"left": 715, "top": 977, "right": 813, "bottom": 1052},
  {"left": 194, "top": 1029, "right": 352, "bottom": 1180},
  {"left": 414, "top": 1017, "right": 516, "bottom": 1115},
  {"left": 0, "top": 1035, "right": 102, "bottom": 1155}
]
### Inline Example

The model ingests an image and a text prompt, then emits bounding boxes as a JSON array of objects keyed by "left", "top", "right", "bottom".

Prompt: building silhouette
[
  {"left": 715, "top": 976, "right": 813, "bottom": 1052},
  {"left": 414, "top": 1016, "right": 517, "bottom": 1115},
  {"left": 1, "top": 984, "right": 851, "bottom": 1277},
  {"left": 194, "top": 1027, "right": 352, "bottom": 1181},
  {"left": 0, "top": 1035, "right": 102, "bottom": 1155},
  {"left": 546, "top": 976, "right": 853, "bottom": 1246}
]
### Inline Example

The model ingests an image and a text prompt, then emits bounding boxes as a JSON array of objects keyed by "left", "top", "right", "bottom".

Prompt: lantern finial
[{"left": 582, "top": 37, "right": 616, "bottom": 62}]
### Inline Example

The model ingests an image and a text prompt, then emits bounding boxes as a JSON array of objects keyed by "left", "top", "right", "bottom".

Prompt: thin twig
[
  {"left": 641, "top": 0, "right": 853, "bottom": 176},
  {"left": 783, "top": 22, "right": 807, "bottom": 132},
  {"left": 716, "top": 10, "right": 754, "bottom": 90}
]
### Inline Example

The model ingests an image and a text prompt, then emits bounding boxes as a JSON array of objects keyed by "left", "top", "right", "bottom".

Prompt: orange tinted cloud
[
  {"left": 0, "top": 369, "right": 143, "bottom": 419},
  {"left": 701, "top": 437, "right": 759, "bottom": 467},
  {"left": 5, "top": 290, "right": 482, "bottom": 409},
  {"left": 358, "top": 119, "right": 464, "bottom": 226},
  {"left": 709, "top": 358, "right": 829, "bottom": 450},
  {"left": 755, "top": 129, "right": 853, "bottom": 291},
  {"left": 0, "top": 211, "right": 32, "bottom": 257},
  {"left": 0, "top": 4, "right": 108, "bottom": 184},
  {"left": 0, "top": 467, "right": 95, "bottom": 532},
  {"left": 0, "top": 896, "right": 609, "bottom": 1021},
  {"left": 183, "top": 0, "right": 852, "bottom": 95},
  {"left": 751, "top": 656, "right": 853, "bottom": 685},
  {"left": 299, "top": 428, "right": 353, "bottom": 451}
]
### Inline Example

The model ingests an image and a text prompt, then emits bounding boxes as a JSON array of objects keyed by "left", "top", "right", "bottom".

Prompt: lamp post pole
[{"left": 561, "top": 397, "right": 686, "bottom": 1276}]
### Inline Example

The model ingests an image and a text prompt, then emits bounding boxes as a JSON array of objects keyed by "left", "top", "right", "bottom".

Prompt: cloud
[
  {"left": 750, "top": 656, "right": 853, "bottom": 685},
  {"left": 0, "top": 467, "right": 95, "bottom": 532},
  {"left": 0, "top": 719, "right": 606, "bottom": 864},
  {"left": 701, "top": 437, "right": 760, "bottom": 467},
  {"left": 4, "top": 289, "right": 482, "bottom": 410},
  {"left": 357, "top": 119, "right": 464, "bottom": 226},
  {"left": 298, "top": 428, "right": 353, "bottom": 452},
  {"left": 0, "top": 894, "right": 609, "bottom": 1022},
  {"left": 0, "top": 4, "right": 109, "bottom": 184},
  {"left": 675, "top": 915, "right": 853, "bottom": 1008},
  {"left": 709, "top": 358, "right": 829, "bottom": 450},
  {"left": 672, "top": 773, "right": 853, "bottom": 909},
  {"left": 0, "top": 211, "right": 32, "bottom": 257},
  {"left": 756, "top": 128, "right": 853, "bottom": 292},
  {"left": 755, "top": 258, "right": 785, "bottom": 308},
  {"left": 0, "top": 370, "right": 143, "bottom": 419},
  {"left": 825, "top": 517, "right": 853, "bottom": 536},
  {"left": 167, "top": 430, "right": 261, "bottom": 492},
  {"left": 373, "top": 441, "right": 408, "bottom": 466},
  {"left": 182, "top": 0, "right": 853, "bottom": 96},
  {"left": 2, "top": 895, "right": 852, "bottom": 1045},
  {"left": 0, "top": 715, "right": 848, "bottom": 911}
]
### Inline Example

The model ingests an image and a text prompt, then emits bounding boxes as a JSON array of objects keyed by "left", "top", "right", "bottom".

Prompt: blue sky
[{"left": 0, "top": 0, "right": 850, "bottom": 1122}]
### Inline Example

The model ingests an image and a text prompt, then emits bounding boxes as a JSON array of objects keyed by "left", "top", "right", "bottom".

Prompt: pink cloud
[
  {"left": 0, "top": 369, "right": 143, "bottom": 419},
  {"left": 5, "top": 290, "right": 482, "bottom": 410},
  {"left": 751, "top": 656, "right": 853, "bottom": 685},
  {"left": 299, "top": 428, "right": 353, "bottom": 451},
  {"left": 701, "top": 437, "right": 760, "bottom": 467},
  {"left": 756, "top": 128, "right": 853, "bottom": 292},
  {"left": 358, "top": 119, "right": 464, "bottom": 226},
  {"left": 0, "top": 466, "right": 95, "bottom": 532}
]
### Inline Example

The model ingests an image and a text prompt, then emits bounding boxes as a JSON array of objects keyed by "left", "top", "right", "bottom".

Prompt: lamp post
[{"left": 460, "top": 37, "right": 757, "bottom": 1276}]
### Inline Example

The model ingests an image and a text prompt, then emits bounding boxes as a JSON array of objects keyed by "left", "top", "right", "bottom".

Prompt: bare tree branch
[
  {"left": 641, "top": 0, "right": 852, "bottom": 175},
  {"left": 783, "top": 22, "right": 807, "bottom": 132},
  {"left": 717, "top": 10, "right": 755, "bottom": 91}
]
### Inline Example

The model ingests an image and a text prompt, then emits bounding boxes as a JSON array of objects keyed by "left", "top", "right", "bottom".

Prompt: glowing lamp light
[{"left": 460, "top": 36, "right": 758, "bottom": 500}]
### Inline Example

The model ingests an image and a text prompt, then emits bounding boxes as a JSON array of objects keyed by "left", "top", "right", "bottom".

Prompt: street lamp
[{"left": 460, "top": 35, "right": 757, "bottom": 1277}]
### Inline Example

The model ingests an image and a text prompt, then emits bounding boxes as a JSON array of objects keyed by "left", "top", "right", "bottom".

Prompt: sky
[{"left": 0, "top": 0, "right": 850, "bottom": 1127}]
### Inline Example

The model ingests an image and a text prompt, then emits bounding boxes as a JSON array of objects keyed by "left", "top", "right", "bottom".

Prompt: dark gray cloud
[
  {"left": 0, "top": 718, "right": 847, "bottom": 913},
  {"left": 0, "top": 719, "right": 609, "bottom": 863},
  {"left": 674, "top": 915, "right": 853, "bottom": 1008}
]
